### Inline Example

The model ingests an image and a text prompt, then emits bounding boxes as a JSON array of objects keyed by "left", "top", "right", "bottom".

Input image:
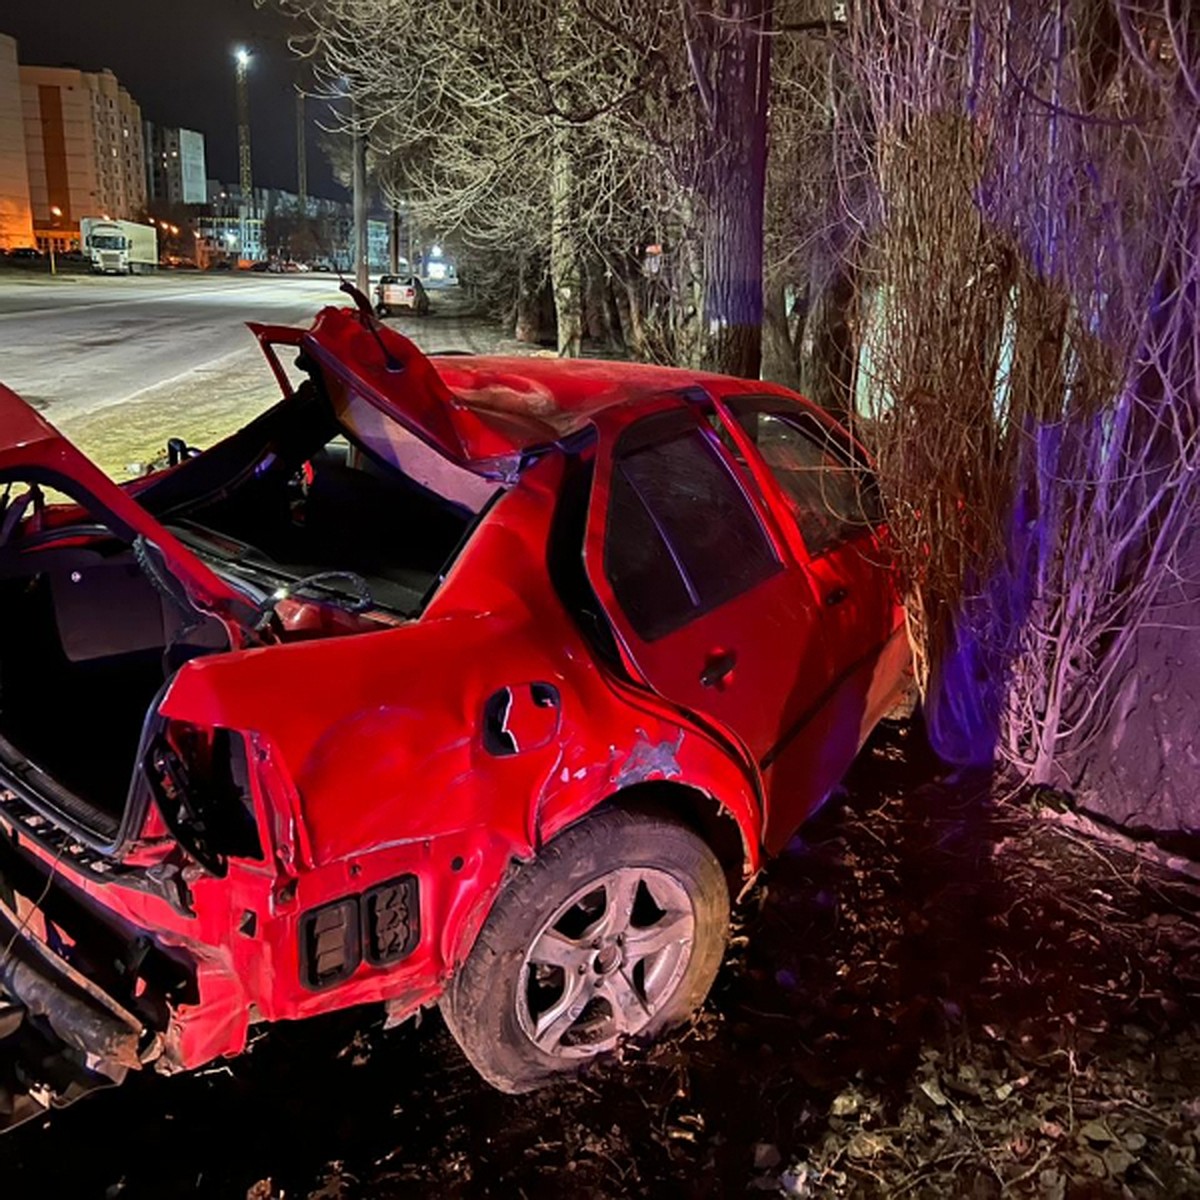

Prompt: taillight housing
[
  {"left": 299, "top": 875, "right": 421, "bottom": 990},
  {"left": 301, "top": 898, "right": 360, "bottom": 989}
]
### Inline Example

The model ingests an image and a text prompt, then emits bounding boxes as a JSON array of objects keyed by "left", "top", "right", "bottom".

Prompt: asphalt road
[
  {"left": 0, "top": 270, "right": 501, "bottom": 477},
  {"left": 0, "top": 271, "right": 356, "bottom": 424}
]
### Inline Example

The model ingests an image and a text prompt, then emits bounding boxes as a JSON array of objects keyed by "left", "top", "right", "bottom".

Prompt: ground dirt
[{"left": 2, "top": 721, "right": 1199, "bottom": 1198}]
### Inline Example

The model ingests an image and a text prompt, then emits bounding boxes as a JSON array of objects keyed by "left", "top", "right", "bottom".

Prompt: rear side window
[
  {"left": 604, "top": 422, "right": 779, "bottom": 640},
  {"left": 730, "top": 405, "right": 882, "bottom": 557}
]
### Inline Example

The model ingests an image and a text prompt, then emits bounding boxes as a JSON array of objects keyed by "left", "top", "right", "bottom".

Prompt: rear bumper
[
  {"left": 0, "top": 900, "right": 148, "bottom": 1132},
  {"left": 0, "top": 996, "right": 126, "bottom": 1132}
]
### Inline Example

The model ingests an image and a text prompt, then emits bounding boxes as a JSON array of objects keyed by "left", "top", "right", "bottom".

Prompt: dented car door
[{"left": 583, "top": 400, "right": 839, "bottom": 837}]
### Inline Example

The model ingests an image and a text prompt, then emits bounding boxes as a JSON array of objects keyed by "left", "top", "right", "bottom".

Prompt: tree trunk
[
  {"left": 615, "top": 274, "right": 648, "bottom": 361},
  {"left": 688, "top": 0, "right": 773, "bottom": 380},
  {"left": 351, "top": 102, "right": 369, "bottom": 296},
  {"left": 761, "top": 276, "right": 798, "bottom": 388},
  {"left": 605, "top": 277, "right": 626, "bottom": 352},
  {"left": 803, "top": 263, "right": 857, "bottom": 423},
  {"left": 514, "top": 259, "right": 544, "bottom": 343},
  {"left": 583, "top": 259, "right": 612, "bottom": 346},
  {"left": 549, "top": 121, "right": 582, "bottom": 358}
]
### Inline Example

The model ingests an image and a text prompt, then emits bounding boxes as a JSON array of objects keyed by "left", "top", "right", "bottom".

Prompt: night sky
[{"left": 3, "top": 0, "right": 343, "bottom": 200}]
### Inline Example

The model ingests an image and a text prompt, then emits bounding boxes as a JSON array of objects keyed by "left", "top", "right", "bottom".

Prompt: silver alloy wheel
[{"left": 516, "top": 866, "right": 697, "bottom": 1058}]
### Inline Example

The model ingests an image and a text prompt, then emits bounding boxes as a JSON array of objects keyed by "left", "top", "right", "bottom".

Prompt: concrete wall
[
  {"left": 1069, "top": 531, "right": 1200, "bottom": 838},
  {"left": 0, "top": 34, "right": 33, "bottom": 250}
]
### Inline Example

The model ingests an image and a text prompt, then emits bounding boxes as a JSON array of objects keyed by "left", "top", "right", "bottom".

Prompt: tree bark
[
  {"left": 351, "top": 101, "right": 370, "bottom": 296},
  {"left": 549, "top": 121, "right": 582, "bottom": 358},
  {"left": 689, "top": 0, "right": 773, "bottom": 380},
  {"left": 761, "top": 275, "right": 798, "bottom": 388},
  {"left": 514, "top": 258, "right": 544, "bottom": 343},
  {"left": 803, "top": 262, "right": 857, "bottom": 423}
]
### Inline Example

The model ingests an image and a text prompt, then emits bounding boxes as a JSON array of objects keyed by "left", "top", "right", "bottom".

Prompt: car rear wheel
[
  {"left": 440, "top": 807, "right": 729, "bottom": 1093},
  {"left": 375, "top": 303, "right": 389, "bottom": 318}
]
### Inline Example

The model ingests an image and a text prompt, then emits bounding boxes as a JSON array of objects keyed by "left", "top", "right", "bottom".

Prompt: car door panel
[
  {"left": 706, "top": 391, "right": 906, "bottom": 843},
  {"left": 583, "top": 401, "right": 837, "bottom": 835}
]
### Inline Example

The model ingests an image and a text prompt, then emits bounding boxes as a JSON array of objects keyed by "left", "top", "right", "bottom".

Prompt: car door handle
[
  {"left": 700, "top": 649, "right": 738, "bottom": 689},
  {"left": 825, "top": 586, "right": 850, "bottom": 608}
]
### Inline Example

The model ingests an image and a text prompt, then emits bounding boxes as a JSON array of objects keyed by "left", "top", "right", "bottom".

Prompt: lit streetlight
[{"left": 234, "top": 46, "right": 255, "bottom": 253}]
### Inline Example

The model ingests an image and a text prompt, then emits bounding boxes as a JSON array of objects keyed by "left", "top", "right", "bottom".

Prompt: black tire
[
  {"left": 440, "top": 807, "right": 729, "bottom": 1093},
  {"left": 376, "top": 304, "right": 389, "bottom": 318}
]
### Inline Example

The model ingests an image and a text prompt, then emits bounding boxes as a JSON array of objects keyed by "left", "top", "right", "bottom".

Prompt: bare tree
[
  {"left": 277, "top": 0, "right": 685, "bottom": 355},
  {"left": 837, "top": 0, "right": 1200, "bottom": 786}
]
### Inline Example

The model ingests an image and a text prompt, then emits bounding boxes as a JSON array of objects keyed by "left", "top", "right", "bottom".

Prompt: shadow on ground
[{"left": 3, "top": 720, "right": 1199, "bottom": 1198}]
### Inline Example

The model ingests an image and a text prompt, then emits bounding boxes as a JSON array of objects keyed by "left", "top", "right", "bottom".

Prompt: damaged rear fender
[{"left": 536, "top": 720, "right": 765, "bottom": 880}]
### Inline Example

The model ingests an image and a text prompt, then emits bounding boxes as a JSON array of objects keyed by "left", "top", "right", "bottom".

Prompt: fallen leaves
[{"left": 5, "top": 722, "right": 1200, "bottom": 1199}]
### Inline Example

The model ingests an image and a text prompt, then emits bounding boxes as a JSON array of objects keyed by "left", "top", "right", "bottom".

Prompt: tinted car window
[
  {"left": 604, "top": 467, "right": 696, "bottom": 640},
  {"left": 604, "top": 424, "right": 779, "bottom": 640},
  {"left": 731, "top": 407, "right": 881, "bottom": 557}
]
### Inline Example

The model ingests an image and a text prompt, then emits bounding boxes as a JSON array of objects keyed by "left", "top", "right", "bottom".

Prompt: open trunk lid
[{"left": 251, "top": 306, "right": 562, "bottom": 480}]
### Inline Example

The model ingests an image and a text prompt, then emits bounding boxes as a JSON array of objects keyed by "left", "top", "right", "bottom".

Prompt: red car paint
[{"left": 0, "top": 304, "right": 908, "bottom": 1126}]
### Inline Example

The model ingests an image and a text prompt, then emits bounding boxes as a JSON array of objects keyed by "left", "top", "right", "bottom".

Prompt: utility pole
[
  {"left": 351, "top": 95, "right": 369, "bottom": 295},
  {"left": 296, "top": 90, "right": 307, "bottom": 209},
  {"left": 234, "top": 47, "right": 254, "bottom": 255}
]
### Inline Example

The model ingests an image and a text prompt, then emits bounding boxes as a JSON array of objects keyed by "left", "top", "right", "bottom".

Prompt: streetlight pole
[
  {"left": 48, "top": 205, "right": 62, "bottom": 276},
  {"left": 234, "top": 47, "right": 254, "bottom": 257},
  {"left": 296, "top": 90, "right": 308, "bottom": 210},
  {"left": 351, "top": 94, "right": 369, "bottom": 296}
]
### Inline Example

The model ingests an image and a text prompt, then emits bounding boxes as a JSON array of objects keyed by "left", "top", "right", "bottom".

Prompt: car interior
[
  {"left": 0, "top": 377, "right": 499, "bottom": 846},
  {"left": 0, "top": 495, "right": 227, "bottom": 842}
]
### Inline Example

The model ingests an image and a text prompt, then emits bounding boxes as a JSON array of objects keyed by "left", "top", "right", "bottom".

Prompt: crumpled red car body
[{"left": 0, "top": 304, "right": 908, "bottom": 1129}]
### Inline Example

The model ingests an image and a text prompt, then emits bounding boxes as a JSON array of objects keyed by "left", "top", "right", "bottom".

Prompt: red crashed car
[{"left": 0, "top": 297, "right": 909, "bottom": 1130}]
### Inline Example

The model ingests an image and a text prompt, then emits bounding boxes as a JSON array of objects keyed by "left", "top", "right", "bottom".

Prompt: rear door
[
  {"left": 583, "top": 400, "right": 837, "bottom": 834},
  {"left": 715, "top": 394, "right": 903, "bottom": 778}
]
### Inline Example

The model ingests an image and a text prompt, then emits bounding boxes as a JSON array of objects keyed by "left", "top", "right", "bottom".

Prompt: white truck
[{"left": 80, "top": 218, "right": 158, "bottom": 275}]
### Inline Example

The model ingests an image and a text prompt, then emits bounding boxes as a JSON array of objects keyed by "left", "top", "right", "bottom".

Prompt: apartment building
[
  {"left": 19, "top": 62, "right": 146, "bottom": 249},
  {"left": 145, "top": 121, "right": 207, "bottom": 206},
  {"left": 0, "top": 34, "right": 33, "bottom": 250}
]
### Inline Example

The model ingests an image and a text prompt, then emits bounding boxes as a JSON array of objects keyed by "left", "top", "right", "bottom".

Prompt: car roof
[
  {"left": 428, "top": 354, "right": 749, "bottom": 449},
  {"left": 298, "top": 306, "right": 775, "bottom": 477}
]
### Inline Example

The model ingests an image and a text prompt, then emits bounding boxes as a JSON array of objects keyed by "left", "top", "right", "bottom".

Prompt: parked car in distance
[
  {"left": 374, "top": 273, "right": 430, "bottom": 317},
  {"left": 6, "top": 247, "right": 41, "bottom": 260},
  {"left": 0, "top": 294, "right": 908, "bottom": 1131}
]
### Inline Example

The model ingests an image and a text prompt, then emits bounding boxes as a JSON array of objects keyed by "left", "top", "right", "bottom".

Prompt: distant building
[
  {"left": 0, "top": 34, "right": 33, "bottom": 251},
  {"left": 19, "top": 62, "right": 146, "bottom": 250},
  {"left": 144, "top": 122, "right": 207, "bottom": 206},
  {"left": 197, "top": 181, "right": 389, "bottom": 268}
]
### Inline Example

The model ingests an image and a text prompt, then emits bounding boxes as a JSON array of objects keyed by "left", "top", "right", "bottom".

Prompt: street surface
[{"left": 0, "top": 270, "right": 499, "bottom": 477}]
